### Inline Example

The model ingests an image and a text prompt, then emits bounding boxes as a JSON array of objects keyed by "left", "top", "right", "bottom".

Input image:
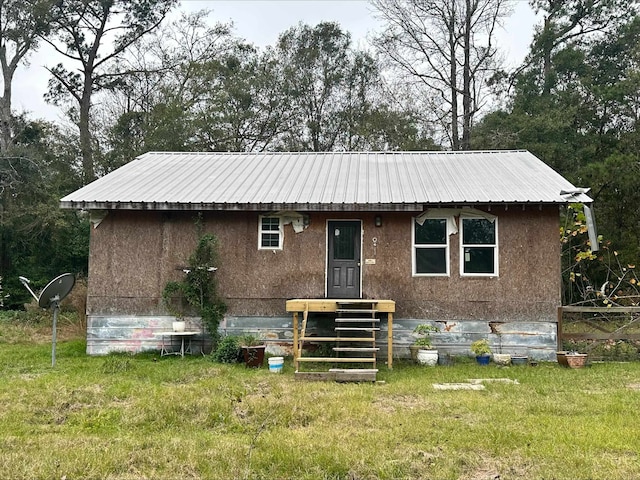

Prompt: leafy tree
[
  {"left": 188, "top": 44, "right": 293, "bottom": 152},
  {"left": 525, "top": 0, "right": 633, "bottom": 96},
  {"left": 43, "top": 0, "right": 177, "bottom": 183},
  {"left": 275, "top": 22, "right": 391, "bottom": 151},
  {"left": 473, "top": 7, "right": 640, "bottom": 269},
  {"left": 0, "top": 0, "right": 54, "bottom": 151},
  {"left": 0, "top": 117, "right": 88, "bottom": 308},
  {"left": 101, "top": 10, "right": 235, "bottom": 163}
]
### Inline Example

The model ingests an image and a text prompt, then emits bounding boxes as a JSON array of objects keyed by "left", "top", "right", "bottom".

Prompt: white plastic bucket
[{"left": 268, "top": 356, "right": 284, "bottom": 373}]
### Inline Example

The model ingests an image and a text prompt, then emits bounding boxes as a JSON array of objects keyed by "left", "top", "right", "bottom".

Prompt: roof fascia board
[{"left": 59, "top": 200, "right": 585, "bottom": 212}]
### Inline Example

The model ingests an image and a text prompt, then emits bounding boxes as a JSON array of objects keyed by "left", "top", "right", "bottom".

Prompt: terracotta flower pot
[{"left": 565, "top": 353, "right": 588, "bottom": 369}]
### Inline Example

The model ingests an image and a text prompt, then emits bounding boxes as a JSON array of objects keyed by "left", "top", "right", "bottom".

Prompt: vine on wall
[{"left": 162, "top": 227, "right": 226, "bottom": 342}]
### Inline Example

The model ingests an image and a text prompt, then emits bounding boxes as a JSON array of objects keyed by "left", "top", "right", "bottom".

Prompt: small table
[{"left": 157, "top": 331, "right": 199, "bottom": 357}]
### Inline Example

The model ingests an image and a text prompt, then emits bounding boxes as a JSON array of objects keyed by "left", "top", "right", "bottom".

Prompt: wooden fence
[{"left": 557, "top": 306, "right": 640, "bottom": 359}]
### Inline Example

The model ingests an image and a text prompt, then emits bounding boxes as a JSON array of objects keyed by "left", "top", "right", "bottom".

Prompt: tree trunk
[
  {"left": 461, "top": 0, "right": 473, "bottom": 151},
  {"left": 0, "top": 62, "right": 13, "bottom": 153},
  {"left": 542, "top": 15, "right": 553, "bottom": 96},
  {"left": 79, "top": 71, "right": 95, "bottom": 183},
  {"left": 449, "top": 12, "right": 459, "bottom": 150}
]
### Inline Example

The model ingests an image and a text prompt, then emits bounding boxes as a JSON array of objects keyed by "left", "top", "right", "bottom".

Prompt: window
[
  {"left": 413, "top": 218, "right": 449, "bottom": 275},
  {"left": 460, "top": 217, "right": 498, "bottom": 276},
  {"left": 259, "top": 216, "right": 283, "bottom": 249}
]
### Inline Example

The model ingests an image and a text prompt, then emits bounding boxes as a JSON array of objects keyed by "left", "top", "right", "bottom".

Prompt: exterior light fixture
[{"left": 375, "top": 215, "right": 382, "bottom": 227}]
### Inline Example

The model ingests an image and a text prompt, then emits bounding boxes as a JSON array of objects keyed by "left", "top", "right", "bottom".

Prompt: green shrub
[{"left": 213, "top": 335, "right": 240, "bottom": 363}]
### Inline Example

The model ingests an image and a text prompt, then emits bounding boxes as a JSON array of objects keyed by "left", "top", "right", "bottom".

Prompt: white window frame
[
  {"left": 459, "top": 216, "right": 498, "bottom": 277},
  {"left": 258, "top": 215, "right": 283, "bottom": 250},
  {"left": 412, "top": 217, "right": 450, "bottom": 277}
]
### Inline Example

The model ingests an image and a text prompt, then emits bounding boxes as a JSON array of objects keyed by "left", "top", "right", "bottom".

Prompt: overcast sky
[{"left": 13, "top": 0, "right": 539, "bottom": 122}]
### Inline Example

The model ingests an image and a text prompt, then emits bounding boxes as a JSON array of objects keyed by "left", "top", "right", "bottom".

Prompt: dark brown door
[{"left": 327, "top": 220, "right": 361, "bottom": 298}]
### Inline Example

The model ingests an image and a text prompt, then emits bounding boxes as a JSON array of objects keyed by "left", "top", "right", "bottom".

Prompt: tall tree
[
  {"left": 43, "top": 0, "right": 176, "bottom": 183},
  {"left": 371, "top": 0, "right": 512, "bottom": 150},
  {"left": 275, "top": 22, "right": 387, "bottom": 151},
  {"left": 101, "top": 10, "right": 235, "bottom": 164},
  {"left": 0, "top": 116, "right": 88, "bottom": 308},
  {"left": 526, "top": 0, "right": 632, "bottom": 96},
  {"left": 0, "top": 0, "right": 53, "bottom": 152},
  {"left": 473, "top": 12, "right": 640, "bottom": 267}
]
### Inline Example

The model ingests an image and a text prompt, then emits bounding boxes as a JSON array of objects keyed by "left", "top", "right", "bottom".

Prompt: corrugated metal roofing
[{"left": 60, "top": 150, "right": 593, "bottom": 211}]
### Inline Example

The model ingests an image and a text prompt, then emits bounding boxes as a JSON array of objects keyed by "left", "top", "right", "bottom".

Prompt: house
[{"left": 60, "top": 150, "right": 593, "bottom": 361}]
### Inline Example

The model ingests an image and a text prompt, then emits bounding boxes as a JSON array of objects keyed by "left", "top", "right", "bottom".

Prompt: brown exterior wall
[{"left": 87, "top": 206, "right": 561, "bottom": 322}]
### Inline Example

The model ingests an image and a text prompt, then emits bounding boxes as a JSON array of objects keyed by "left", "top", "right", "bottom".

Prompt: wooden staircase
[{"left": 295, "top": 301, "right": 380, "bottom": 382}]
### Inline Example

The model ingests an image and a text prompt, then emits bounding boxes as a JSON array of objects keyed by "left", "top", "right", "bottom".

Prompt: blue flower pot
[{"left": 475, "top": 354, "right": 491, "bottom": 365}]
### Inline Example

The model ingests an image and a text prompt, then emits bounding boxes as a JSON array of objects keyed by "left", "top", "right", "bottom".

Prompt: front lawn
[{"left": 1, "top": 317, "right": 639, "bottom": 479}]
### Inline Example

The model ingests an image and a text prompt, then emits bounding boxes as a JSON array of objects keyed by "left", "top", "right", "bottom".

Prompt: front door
[{"left": 327, "top": 220, "right": 361, "bottom": 298}]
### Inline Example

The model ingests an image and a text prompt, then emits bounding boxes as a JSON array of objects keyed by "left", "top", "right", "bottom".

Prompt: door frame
[{"left": 325, "top": 219, "right": 363, "bottom": 299}]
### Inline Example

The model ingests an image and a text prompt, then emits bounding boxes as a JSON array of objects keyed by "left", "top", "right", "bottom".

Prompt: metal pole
[{"left": 51, "top": 301, "right": 59, "bottom": 367}]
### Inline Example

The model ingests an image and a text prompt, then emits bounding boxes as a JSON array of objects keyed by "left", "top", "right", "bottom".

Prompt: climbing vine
[{"left": 162, "top": 231, "right": 226, "bottom": 341}]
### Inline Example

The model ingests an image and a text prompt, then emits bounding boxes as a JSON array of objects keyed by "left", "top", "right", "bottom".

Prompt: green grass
[{"left": 1, "top": 319, "right": 640, "bottom": 479}]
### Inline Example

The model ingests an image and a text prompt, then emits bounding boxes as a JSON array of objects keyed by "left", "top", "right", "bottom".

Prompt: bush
[{"left": 213, "top": 336, "right": 240, "bottom": 363}]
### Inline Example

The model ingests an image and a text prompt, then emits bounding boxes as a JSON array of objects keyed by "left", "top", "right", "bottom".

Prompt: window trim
[
  {"left": 258, "top": 215, "right": 283, "bottom": 250},
  {"left": 459, "top": 216, "right": 499, "bottom": 277},
  {"left": 412, "top": 217, "right": 450, "bottom": 277}
]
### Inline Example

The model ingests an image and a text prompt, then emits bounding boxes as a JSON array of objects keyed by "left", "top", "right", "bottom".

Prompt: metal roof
[{"left": 60, "top": 150, "right": 593, "bottom": 211}]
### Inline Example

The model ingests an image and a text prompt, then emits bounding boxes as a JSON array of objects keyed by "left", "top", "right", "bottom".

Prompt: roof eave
[{"left": 59, "top": 198, "right": 591, "bottom": 212}]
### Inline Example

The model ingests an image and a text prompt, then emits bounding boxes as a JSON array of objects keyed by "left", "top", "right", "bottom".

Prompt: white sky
[{"left": 12, "top": 0, "right": 539, "bottom": 122}]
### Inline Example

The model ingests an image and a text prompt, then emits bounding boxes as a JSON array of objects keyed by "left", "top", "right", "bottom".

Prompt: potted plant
[
  {"left": 239, "top": 334, "right": 266, "bottom": 368},
  {"left": 492, "top": 331, "right": 511, "bottom": 366},
  {"left": 562, "top": 350, "right": 588, "bottom": 369},
  {"left": 470, "top": 339, "right": 492, "bottom": 365},
  {"left": 412, "top": 324, "right": 439, "bottom": 366}
]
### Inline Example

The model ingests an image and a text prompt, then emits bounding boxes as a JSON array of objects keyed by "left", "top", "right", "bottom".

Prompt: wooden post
[
  {"left": 557, "top": 306, "right": 563, "bottom": 351},
  {"left": 293, "top": 311, "right": 299, "bottom": 369},
  {"left": 387, "top": 312, "right": 393, "bottom": 369}
]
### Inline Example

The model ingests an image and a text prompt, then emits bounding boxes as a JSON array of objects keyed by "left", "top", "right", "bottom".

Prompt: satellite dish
[
  {"left": 18, "top": 273, "right": 76, "bottom": 367},
  {"left": 38, "top": 273, "right": 76, "bottom": 308}
]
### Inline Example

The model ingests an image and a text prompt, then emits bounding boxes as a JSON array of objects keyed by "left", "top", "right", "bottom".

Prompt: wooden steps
[{"left": 295, "top": 300, "right": 380, "bottom": 382}]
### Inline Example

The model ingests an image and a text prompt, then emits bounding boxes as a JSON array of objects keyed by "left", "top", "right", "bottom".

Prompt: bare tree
[
  {"left": 371, "top": 0, "right": 512, "bottom": 150},
  {"left": 42, "top": 0, "right": 176, "bottom": 183},
  {"left": 0, "top": 0, "right": 53, "bottom": 152}
]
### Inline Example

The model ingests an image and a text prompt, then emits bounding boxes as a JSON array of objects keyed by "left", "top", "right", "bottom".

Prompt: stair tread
[
  {"left": 297, "top": 357, "right": 376, "bottom": 363},
  {"left": 335, "top": 327, "right": 380, "bottom": 331},
  {"left": 336, "top": 308, "right": 378, "bottom": 313},
  {"left": 336, "top": 301, "right": 378, "bottom": 306},
  {"left": 333, "top": 347, "right": 380, "bottom": 352},
  {"left": 334, "top": 318, "right": 380, "bottom": 323},
  {"left": 301, "top": 336, "right": 375, "bottom": 342},
  {"left": 329, "top": 368, "right": 379, "bottom": 373}
]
